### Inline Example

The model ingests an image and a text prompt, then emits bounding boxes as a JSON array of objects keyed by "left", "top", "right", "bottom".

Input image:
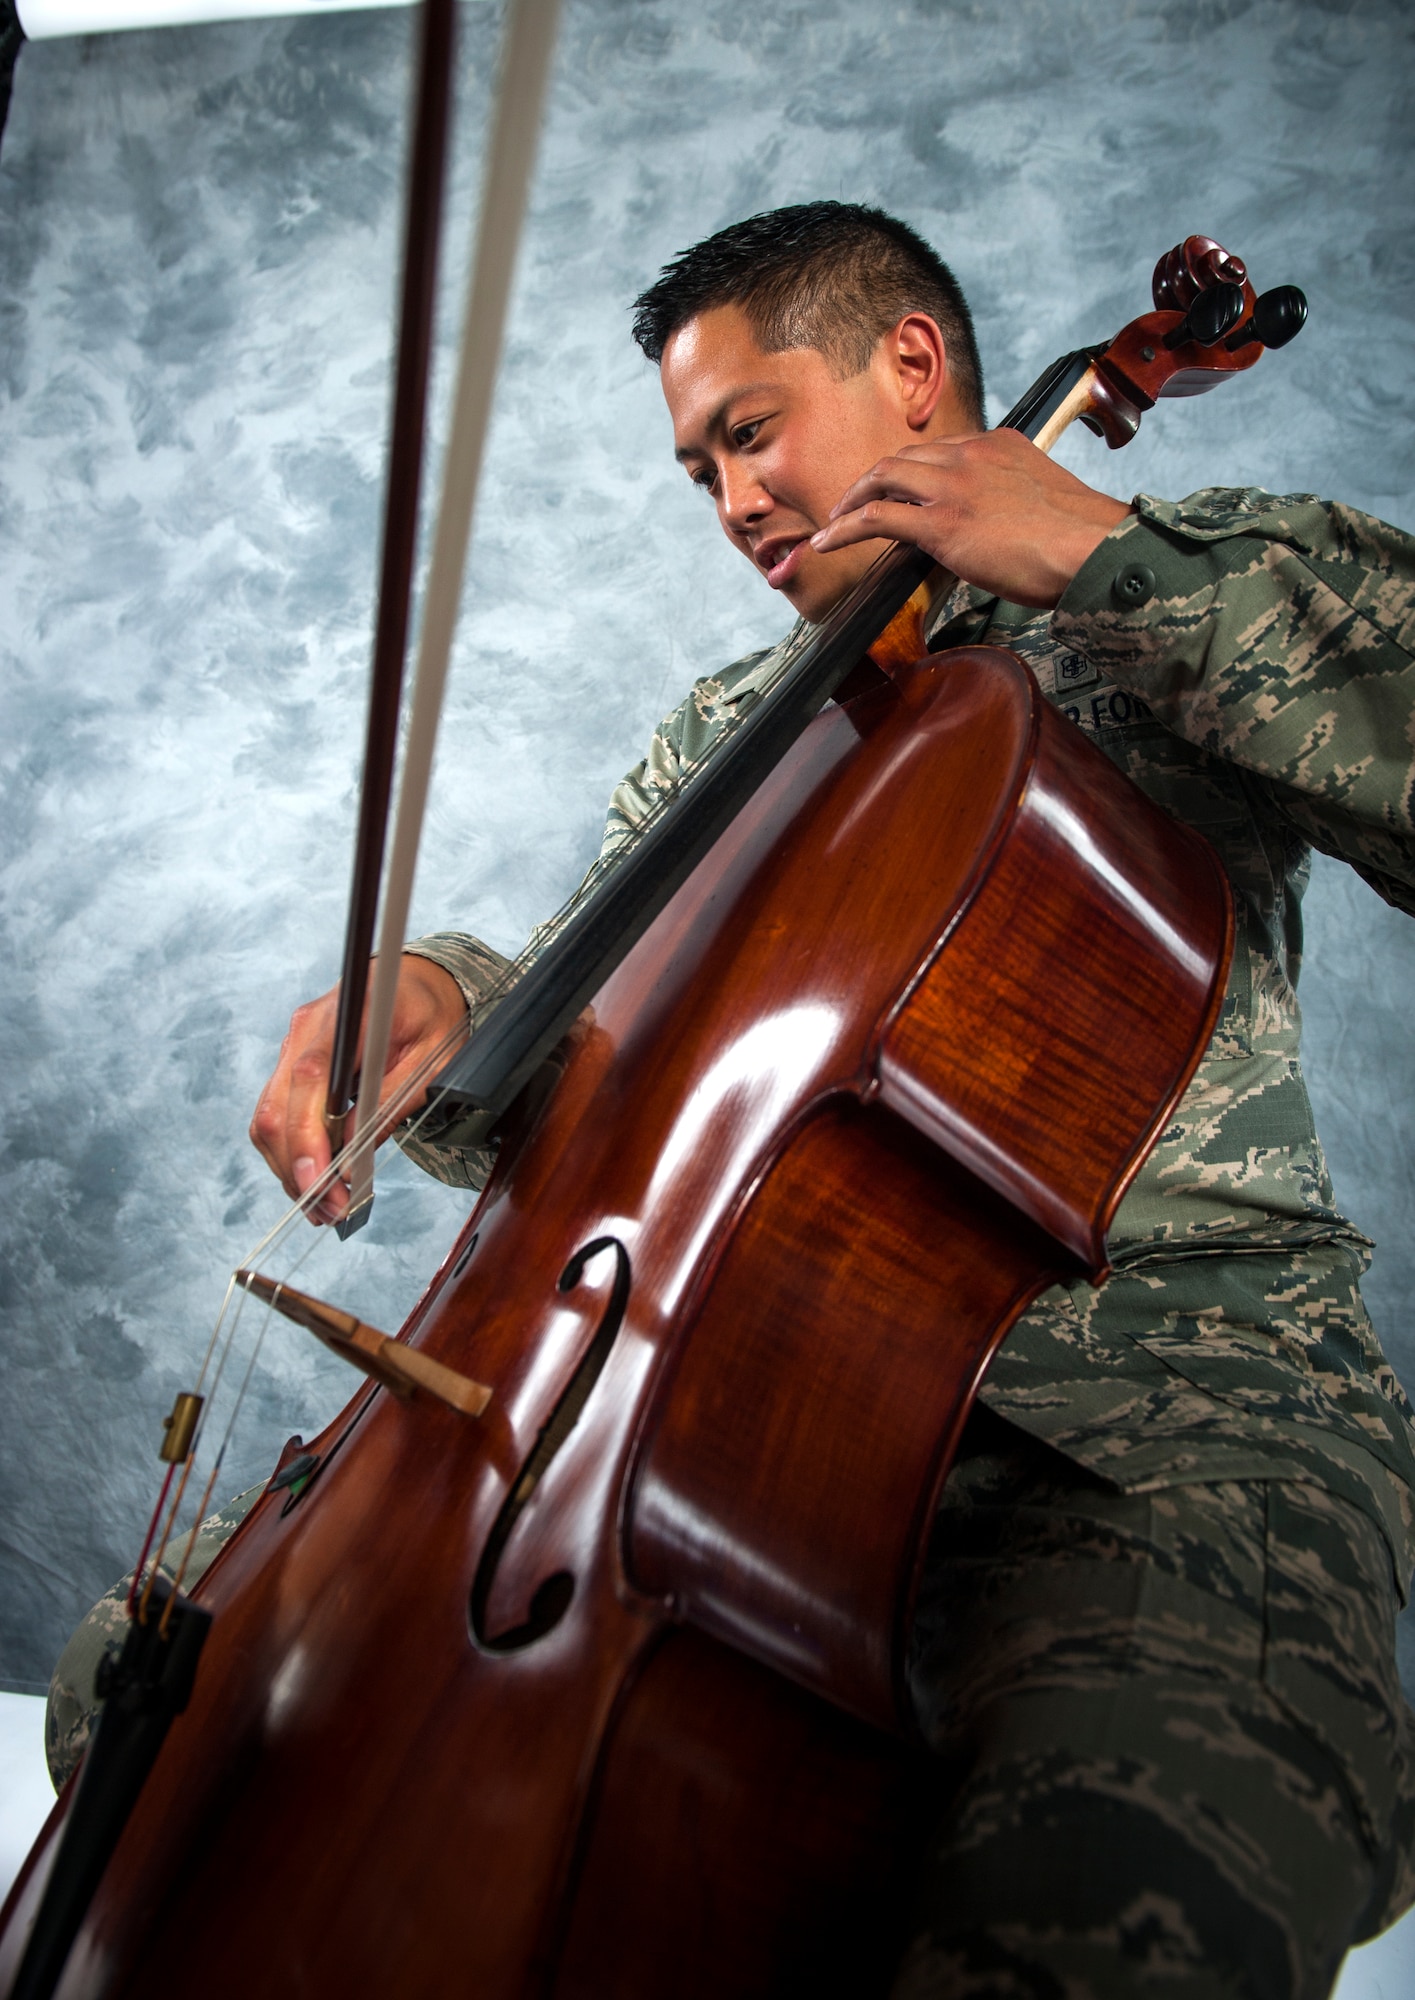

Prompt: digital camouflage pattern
[
  {"left": 44, "top": 1483, "right": 265, "bottom": 1792},
  {"left": 398, "top": 932, "right": 512, "bottom": 1192},
  {"left": 895, "top": 1408, "right": 1415, "bottom": 1996},
  {"left": 1052, "top": 491, "right": 1415, "bottom": 919},
  {"left": 983, "top": 1241, "right": 1415, "bottom": 1610}
]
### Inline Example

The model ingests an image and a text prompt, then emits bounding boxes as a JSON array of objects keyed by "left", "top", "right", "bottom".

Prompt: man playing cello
[{"left": 63, "top": 202, "right": 1415, "bottom": 1996}]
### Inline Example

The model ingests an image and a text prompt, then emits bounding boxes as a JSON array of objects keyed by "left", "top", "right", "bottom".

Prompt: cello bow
[{"left": 0, "top": 3, "right": 559, "bottom": 1994}]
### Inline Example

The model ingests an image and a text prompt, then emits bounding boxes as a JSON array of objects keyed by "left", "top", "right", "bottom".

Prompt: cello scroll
[{"left": 1032, "top": 232, "right": 1307, "bottom": 450}]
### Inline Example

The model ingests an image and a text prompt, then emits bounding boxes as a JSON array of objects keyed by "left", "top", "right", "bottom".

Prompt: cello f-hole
[{"left": 469, "top": 1237, "right": 631, "bottom": 1653}]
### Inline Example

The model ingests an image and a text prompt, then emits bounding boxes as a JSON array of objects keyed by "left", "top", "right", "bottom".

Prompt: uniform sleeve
[
  {"left": 598, "top": 643, "right": 785, "bottom": 858},
  {"left": 599, "top": 709, "right": 692, "bottom": 858},
  {"left": 387, "top": 712, "right": 695, "bottom": 1185},
  {"left": 403, "top": 931, "right": 514, "bottom": 1012},
  {"left": 393, "top": 642, "right": 788, "bottom": 1184},
  {"left": 1052, "top": 489, "right": 1415, "bottom": 914},
  {"left": 392, "top": 931, "right": 513, "bottom": 1189},
  {"left": 524, "top": 644, "right": 786, "bottom": 956}
]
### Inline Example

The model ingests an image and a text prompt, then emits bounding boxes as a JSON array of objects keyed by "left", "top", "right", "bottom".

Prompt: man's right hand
[{"left": 249, "top": 954, "right": 468, "bottom": 1225}]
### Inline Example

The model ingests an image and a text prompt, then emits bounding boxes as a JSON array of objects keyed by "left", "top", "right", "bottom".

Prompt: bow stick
[
  {"left": 323, "top": 0, "right": 455, "bottom": 1186},
  {"left": 335, "top": 0, "right": 563, "bottom": 1234}
]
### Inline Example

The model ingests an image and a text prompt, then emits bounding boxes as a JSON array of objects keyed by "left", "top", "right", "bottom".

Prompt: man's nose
[{"left": 718, "top": 462, "right": 770, "bottom": 535}]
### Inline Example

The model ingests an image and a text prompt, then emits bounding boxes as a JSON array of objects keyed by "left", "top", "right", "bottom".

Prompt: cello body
[{"left": 0, "top": 643, "right": 1231, "bottom": 1998}]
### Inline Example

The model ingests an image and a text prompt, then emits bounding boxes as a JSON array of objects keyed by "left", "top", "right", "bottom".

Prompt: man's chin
[
  {"left": 786, "top": 576, "right": 857, "bottom": 627},
  {"left": 780, "top": 545, "right": 886, "bottom": 625}
]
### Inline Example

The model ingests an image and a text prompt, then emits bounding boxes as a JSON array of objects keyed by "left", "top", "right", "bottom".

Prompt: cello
[{"left": 0, "top": 4, "right": 1311, "bottom": 1990}]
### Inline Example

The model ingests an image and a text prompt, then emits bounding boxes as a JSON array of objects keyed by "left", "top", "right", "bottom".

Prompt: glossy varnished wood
[
  {"left": 626, "top": 1102, "right": 1070, "bottom": 1729},
  {"left": 878, "top": 669, "right": 1232, "bottom": 1267},
  {"left": 0, "top": 647, "right": 1231, "bottom": 2000},
  {"left": 551, "top": 1628, "right": 934, "bottom": 1999}
]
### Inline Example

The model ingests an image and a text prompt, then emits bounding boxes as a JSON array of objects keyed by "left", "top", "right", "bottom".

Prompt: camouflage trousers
[
  {"left": 47, "top": 1425, "right": 1415, "bottom": 1998},
  {"left": 894, "top": 1404, "right": 1415, "bottom": 2000}
]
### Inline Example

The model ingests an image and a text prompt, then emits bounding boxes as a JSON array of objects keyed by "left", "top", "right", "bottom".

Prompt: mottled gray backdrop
[{"left": 0, "top": 0, "right": 1411, "bottom": 1691}]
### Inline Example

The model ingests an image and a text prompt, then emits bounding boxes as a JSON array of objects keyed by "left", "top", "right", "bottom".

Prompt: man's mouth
[{"left": 755, "top": 537, "right": 808, "bottom": 589}]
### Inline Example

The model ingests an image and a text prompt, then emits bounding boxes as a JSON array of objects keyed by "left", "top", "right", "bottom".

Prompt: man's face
[{"left": 661, "top": 304, "right": 929, "bottom": 623}]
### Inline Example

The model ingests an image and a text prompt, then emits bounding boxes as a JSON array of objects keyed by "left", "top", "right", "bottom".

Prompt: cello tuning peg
[
  {"left": 1162, "top": 279, "right": 1247, "bottom": 351},
  {"left": 1224, "top": 284, "right": 1309, "bottom": 353},
  {"left": 1251, "top": 284, "right": 1308, "bottom": 349}
]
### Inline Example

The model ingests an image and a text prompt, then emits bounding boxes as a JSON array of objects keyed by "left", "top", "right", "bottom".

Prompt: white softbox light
[{"left": 17, "top": 0, "right": 413, "bottom": 36}]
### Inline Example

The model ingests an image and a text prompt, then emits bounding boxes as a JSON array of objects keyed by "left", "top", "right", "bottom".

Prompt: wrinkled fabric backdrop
[{"left": 0, "top": 0, "right": 1411, "bottom": 1692}]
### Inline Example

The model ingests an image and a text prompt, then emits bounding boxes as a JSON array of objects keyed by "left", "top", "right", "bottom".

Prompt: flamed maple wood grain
[
  {"left": 627, "top": 1101, "right": 1071, "bottom": 1730},
  {"left": 878, "top": 685, "right": 1232, "bottom": 1269}
]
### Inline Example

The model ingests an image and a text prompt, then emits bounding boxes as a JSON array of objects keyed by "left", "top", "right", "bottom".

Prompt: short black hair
[{"left": 631, "top": 201, "right": 984, "bottom": 426}]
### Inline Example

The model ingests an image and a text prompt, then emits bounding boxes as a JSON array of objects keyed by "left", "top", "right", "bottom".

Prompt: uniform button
[{"left": 1113, "top": 562, "right": 1156, "bottom": 608}]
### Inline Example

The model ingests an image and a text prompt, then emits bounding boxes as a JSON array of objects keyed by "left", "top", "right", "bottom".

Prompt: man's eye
[
  {"left": 731, "top": 422, "right": 760, "bottom": 448},
  {"left": 689, "top": 468, "right": 716, "bottom": 493}
]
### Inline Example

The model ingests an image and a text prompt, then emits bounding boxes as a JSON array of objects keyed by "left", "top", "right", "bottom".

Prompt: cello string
[
  {"left": 138, "top": 1282, "right": 258, "bottom": 1610},
  {"left": 137, "top": 1449, "right": 200, "bottom": 1621},
  {"left": 139, "top": 1021, "right": 478, "bottom": 1602},
  {"left": 160, "top": 1250, "right": 322, "bottom": 1631},
  {"left": 199, "top": 1240, "right": 326, "bottom": 1490},
  {"left": 146, "top": 1234, "right": 327, "bottom": 1624},
  {"left": 126, "top": 1463, "right": 175, "bottom": 1616}
]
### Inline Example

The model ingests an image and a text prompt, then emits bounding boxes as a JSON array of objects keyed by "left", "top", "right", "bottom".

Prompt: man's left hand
[{"left": 810, "top": 429, "right": 1131, "bottom": 609}]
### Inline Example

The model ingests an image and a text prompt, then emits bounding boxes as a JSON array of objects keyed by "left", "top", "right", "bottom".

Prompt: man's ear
[{"left": 889, "top": 313, "right": 949, "bottom": 432}]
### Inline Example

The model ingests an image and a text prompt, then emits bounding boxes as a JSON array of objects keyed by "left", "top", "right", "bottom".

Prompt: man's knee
[
  {"left": 45, "top": 1581, "right": 130, "bottom": 1792},
  {"left": 44, "top": 1482, "right": 266, "bottom": 1792},
  {"left": 901, "top": 1464, "right": 1415, "bottom": 1995}
]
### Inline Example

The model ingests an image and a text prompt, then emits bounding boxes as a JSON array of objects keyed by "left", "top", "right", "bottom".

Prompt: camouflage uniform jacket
[{"left": 405, "top": 489, "right": 1415, "bottom": 1590}]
